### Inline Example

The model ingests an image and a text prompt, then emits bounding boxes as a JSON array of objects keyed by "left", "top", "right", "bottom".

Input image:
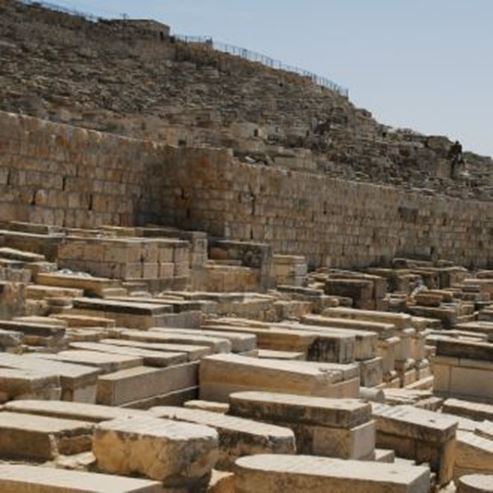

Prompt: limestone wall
[
  {"left": 1, "top": 111, "right": 492, "bottom": 269},
  {"left": 0, "top": 111, "right": 162, "bottom": 228},
  {"left": 159, "top": 147, "right": 493, "bottom": 269}
]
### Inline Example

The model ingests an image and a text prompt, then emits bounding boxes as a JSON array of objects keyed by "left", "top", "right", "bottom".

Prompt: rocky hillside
[{"left": 1, "top": 0, "right": 492, "bottom": 199}]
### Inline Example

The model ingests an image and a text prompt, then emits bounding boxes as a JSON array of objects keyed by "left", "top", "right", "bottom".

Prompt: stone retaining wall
[{"left": 1, "top": 111, "right": 492, "bottom": 269}]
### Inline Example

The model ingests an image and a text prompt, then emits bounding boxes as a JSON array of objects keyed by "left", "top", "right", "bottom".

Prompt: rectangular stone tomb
[
  {"left": 32, "top": 350, "right": 143, "bottom": 373},
  {"left": 4, "top": 399, "right": 147, "bottom": 423},
  {"left": 199, "top": 354, "right": 359, "bottom": 402},
  {"left": 203, "top": 324, "right": 318, "bottom": 357},
  {"left": 71, "top": 298, "right": 173, "bottom": 328},
  {"left": 0, "top": 464, "right": 164, "bottom": 492},
  {"left": 96, "top": 362, "right": 199, "bottom": 406},
  {"left": 69, "top": 341, "right": 188, "bottom": 367},
  {"left": 0, "top": 411, "right": 93, "bottom": 460},
  {"left": 150, "top": 405, "right": 295, "bottom": 470},
  {"left": 234, "top": 454, "right": 431, "bottom": 493},
  {"left": 372, "top": 403, "right": 458, "bottom": 485},
  {"left": 101, "top": 338, "right": 212, "bottom": 361},
  {"left": 0, "top": 320, "right": 65, "bottom": 346},
  {"left": 442, "top": 398, "right": 493, "bottom": 422},
  {"left": 323, "top": 307, "right": 412, "bottom": 330},
  {"left": 0, "top": 353, "right": 100, "bottom": 402},
  {"left": 152, "top": 327, "right": 257, "bottom": 353},
  {"left": 433, "top": 354, "right": 493, "bottom": 403},
  {"left": 122, "top": 329, "right": 231, "bottom": 353},
  {"left": 229, "top": 391, "right": 375, "bottom": 459},
  {"left": 274, "top": 322, "right": 358, "bottom": 363},
  {"left": 149, "top": 328, "right": 233, "bottom": 352},
  {"left": 302, "top": 314, "right": 396, "bottom": 339},
  {"left": 436, "top": 338, "right": 493, "bottom": 361},
  {"left": 454, "top": 430, "right": 493, "bottom": 479},
  {"left": 93, "top": 416, "right": 218, "bottom": 489},
  {"left": 0, "top": 368, "right": 61, "bottom": 402},
  {"left": 279, "top": 321, "right": 377, "bottom": 361},
  {"left": 36, "top": 272, "right": 119, "bottom": 297}
]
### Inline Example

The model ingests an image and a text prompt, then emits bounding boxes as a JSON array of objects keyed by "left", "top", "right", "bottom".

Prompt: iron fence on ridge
[{"left": 19, "top": 0, "right": 349, "bottom": 97}]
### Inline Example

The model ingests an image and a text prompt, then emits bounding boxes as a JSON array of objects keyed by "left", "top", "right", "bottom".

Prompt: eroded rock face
[{"left": 93, "top": 416, "right": 219, "bottom": 487}]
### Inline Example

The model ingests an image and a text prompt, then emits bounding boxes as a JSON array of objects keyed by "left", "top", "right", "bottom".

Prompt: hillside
[{"left": 0, "top": 0, "right": 492, "bottom": 199}]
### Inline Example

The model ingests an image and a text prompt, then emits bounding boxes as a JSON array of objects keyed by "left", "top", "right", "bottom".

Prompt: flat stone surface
[
  {"left": 93, "top": 416, "right": 218, "bottom": 484},
  {"left": 4, "top": 399, "right": 147, "bottom": 422},
  {"left": 323, "top": 307, "right": 412, "bottom": 330},
  {"left": 73, "top": 297, "right": 173, "bottom": 315},
  {"left": 256, "top": 349, "right": 305, "bottom": 360},
  {"left": 33, "top": 350, "right": 143, "bottom": 373},
  {"left": 302, "top": 315, "right": 396, "bottom": 339},
  {"left": 0, "top": 368, "right": 60, "bottom": 400},
  {"left": 455, "top": 431, "right": 493, "bottom": 477},
  {"left": 234, "top": 454, "right": 431, "bottom": 493},
  {"left": 101, "top": 338, "right": 212, "bottom": 360},
  {"left": 0, "top": 464, "right": 163, "bottom": 492},
  {"left": 0, "top": 411, "right": 93, "bottom": 460},
  {"left": 184, "top": 400, "right": 230, "bottom": 413},
  {"left": 229, "top": 391, "right": 371, "bottom": 428},
  {"left": 149, "top": 328, "right": 233, "bottom": 353},
  {"left": 151, "top": 405, "right": 295, "bottom": 469},
  {"left": 0, "top": 320, "right": 65, "bottom": 338},
  {"left": 436, "top": 338, "right": 493, "bottom": 362},
  {"left": 150, "top": 327, "right": 256, "bottom": 352},
  {"left": 122, "top": 329, "right": 231, "bottom": 353},
  {"left": 372, "top": 404, "right": 459, "bottom": 442},
  {"left": 475, "top": 421, "right": 493, "bottom": 441},
  {"left": 69, "top": 341, "right": 187, "bottom": 367},
  {"left": 457, "top": 474, "right": 493, "bottom": 493},
  {"left": 200, "top": 354, "right": 359, "bottom": 402},
  {"left": 96, "top": 362, "right": 198, "bottom": 406},
  {"left": 0, "top": 353, "right": 100, "bottom": 390}
]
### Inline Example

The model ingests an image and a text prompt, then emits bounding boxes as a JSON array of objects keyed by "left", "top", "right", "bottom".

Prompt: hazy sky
[{"left": 57, "top": 0, "right": 493, "bottom": 157}]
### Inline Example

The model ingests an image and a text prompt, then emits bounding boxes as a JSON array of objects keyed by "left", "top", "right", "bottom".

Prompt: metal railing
[
  {"left": 19, "top": 0, "right": 122, "bottom": 22},
  {"left": 175, "top": 35, "right": 348, "bottom": 97},
  {"left": 19, "top": 0, "right": 348, "bottom": 97}
]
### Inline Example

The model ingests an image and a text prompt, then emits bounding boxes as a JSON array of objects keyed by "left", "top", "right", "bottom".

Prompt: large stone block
[
  {"left": 229, "top": 391, "right": 374, "bottom": 459},
  {"left": 234, "top": 454, "right": 431, "bottom": 493},
  {"left": 0, "top": 353, "right": 100, "bottom": 402},
  {"left": 93, "top": 416, "right": 218, "bottom": 488},
  {"left": 457, "top": 474, "right": 493, "bottom": 493},
  {"left": 372, "top": 404, "right": 458, "bottom": 485},
  {"left": 151, "top": 405, "right": 295, "bottom": 470},
  {"left": 0, "top": 464, "right": 164, "bottom": 493},
  {"left": 96, "top": 362, "right": 198, "bottom": 406},
  {"left": 199, "top": 354, "right": 359, "bottom": 402},
  {"left": 0, "top": 411, "right": 93, "bottom": 460}
]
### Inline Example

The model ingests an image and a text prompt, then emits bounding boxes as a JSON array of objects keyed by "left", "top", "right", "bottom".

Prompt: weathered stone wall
[
  {"left": 0, "top": 112, "right": 163, "bottom": 228},
  {"left": 159, "top": 147, "right": 493, "bottom": 269},
  {"left": 1, "top": 111, "right": 492, "bottom": 269}
]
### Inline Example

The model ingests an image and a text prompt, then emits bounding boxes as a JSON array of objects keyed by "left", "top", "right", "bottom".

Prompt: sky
[{"left": 56, "top": 0, "right": 493, "bottom": 157}]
